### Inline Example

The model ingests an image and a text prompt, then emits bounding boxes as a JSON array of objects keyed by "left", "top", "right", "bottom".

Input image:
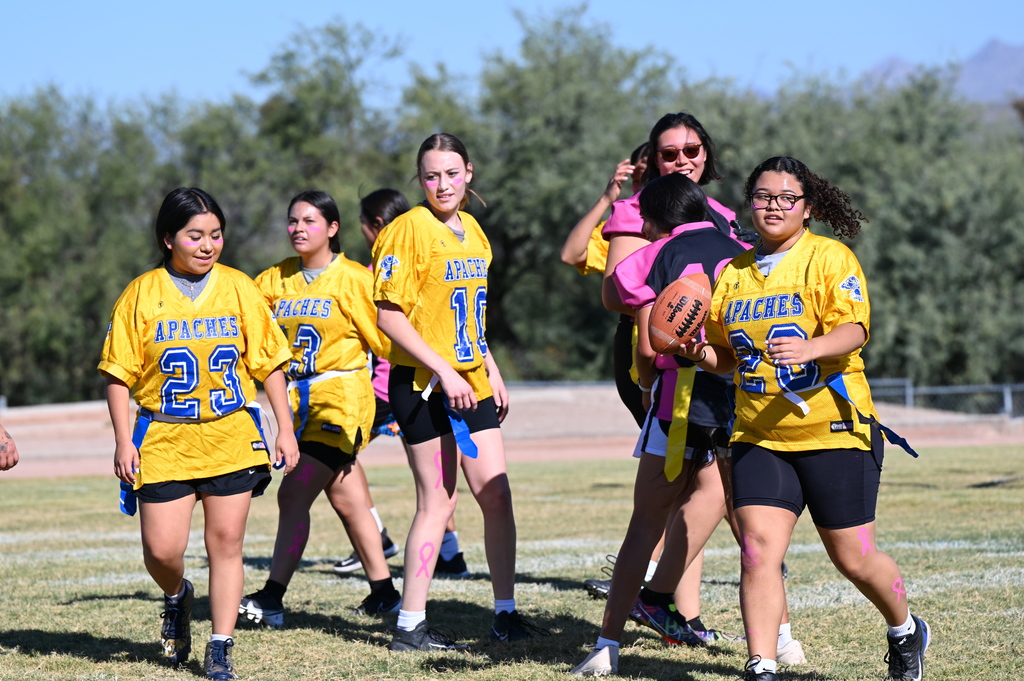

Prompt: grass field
[{"left": 1, "top": 445, "right": 1022, "bottom": 680}]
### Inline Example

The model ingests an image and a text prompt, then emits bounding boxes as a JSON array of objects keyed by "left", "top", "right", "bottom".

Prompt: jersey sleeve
[
  {"left": 97, "top": 281, "right": 145, "bottom": 387},
  {"left": 612, "top": 244, "right": 658, "bottom": 309},
  {"left": 252, "top": 266, "right": 279, "bottom": 311},
  {"left": 575, "top": 222, "right": 609, "bottom": 276},
  {"left": 705, "top": 264, "right": 735, "bottom": 351},
  {"left": 372, "top": 214, "right": 429, "bottom": 314},
  {"left": 819, "top": 243, "right": 871, "bottom": 338},
  {"left": 235, "top": 275, "right": 291, "bottom": 382},
  {"left": 344, "top": 262, "right": 391, "bottom": 359},
  {"left": 601, "top": 193, "right": 643, "bottom": 239}
]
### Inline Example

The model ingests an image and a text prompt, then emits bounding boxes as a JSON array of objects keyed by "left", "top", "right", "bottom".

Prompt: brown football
[{"left": 648, "top": 272, "right": 712, "bottom": 354}]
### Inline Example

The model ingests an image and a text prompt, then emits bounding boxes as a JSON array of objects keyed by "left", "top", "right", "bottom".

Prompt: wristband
[
  {"left": 637, "top": 382, "right": 653, "bottom": 393},
  {"left": 699, "top": 349, "right": 708, "bottom": 362}
]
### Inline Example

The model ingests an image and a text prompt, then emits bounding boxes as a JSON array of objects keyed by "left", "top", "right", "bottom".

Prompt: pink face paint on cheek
[
  {"left": 451, "top": 177, "right": 463, "bottom": 185},
  {"left": 424, "top": 180, "right": 439, "bottom": 188}
]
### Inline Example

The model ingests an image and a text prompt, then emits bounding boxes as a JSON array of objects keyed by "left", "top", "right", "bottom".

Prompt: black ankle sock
[
  {"left": 369, "top": 577, "right": 397, "bottom": 595},
  {"left": 687, "top": 616, "right": 707, "bottom": 632},
  {"left": 262, "top": 579, "right": 287, "bottom": 603},
  {"left": 639, "top": 587, "right": 672, "bottom": 606}
]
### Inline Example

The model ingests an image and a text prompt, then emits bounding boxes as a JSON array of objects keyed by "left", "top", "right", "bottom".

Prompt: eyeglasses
[
  {"left": 751, "top": 192, "right": 806, "bottom": 211},
  {"left": 657, "top": 145, "right": 702, "bottom": 162}
]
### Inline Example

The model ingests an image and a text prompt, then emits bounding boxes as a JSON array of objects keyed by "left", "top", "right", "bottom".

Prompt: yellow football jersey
[
  {"left": 574, "top": 221, "right": 609, "bottom": 276},
  {"left": 98, "top": 264, "right": 292, "bottom": 485},
  {"left": 372, "top": 204, "right": 492, "bottom": 371},
  {"left": 706, "top": 230, "right": 875, "bottom": 451},
  {"left": 254, "top": 255, "right": 387, "bottom": 451}
]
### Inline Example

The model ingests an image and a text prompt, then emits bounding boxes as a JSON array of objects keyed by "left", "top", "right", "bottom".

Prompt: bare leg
[
  {"left": 201, "top": 492, "right": 254, "bottom": 636},
  {"left": 736, "top": 505, "right": 798, "bottom": 663},
  {"left": 329, "top": 461, "right": 391, "bottom": 582},
  {"left": 818, "top": 522, "right": 910, "bottom": 625},
  {"left": 400, "top": 434, "right": 458, "bottom": 612},
  {"left": 461, "top": 428, "right": 515, "bottom": 600},
  {"left": 139, "top": 495, "right": 197, "bottom": 596},
  {"left": 268, "top": 453, "right": 334, "bottom": 586},
  {"left": 600, "top": 452, "right": 686, "bottom": 642}
]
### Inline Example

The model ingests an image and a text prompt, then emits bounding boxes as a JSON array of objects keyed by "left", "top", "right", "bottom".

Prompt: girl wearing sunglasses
[{"left": 593, "top": 112, "right": 801, "bottom": 664}]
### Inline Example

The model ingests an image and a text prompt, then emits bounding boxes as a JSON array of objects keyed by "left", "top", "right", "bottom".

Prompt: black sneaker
[
  {"left": 490, "top": 610, "right": 550, "bottom": 642},
  {"left": 742, "top": 656, "right": 780, "bottom": 681},
  {"left": 434, "top": 551, "right": 470, "bottom": 578},
  {"left": 388, "top": 620, "right": 465, "bottom": 651},
  {"left": 238, "top": 588, "right": 284, "bottom": 628},
  {"left": 204, "top": 638, "right": 238, "bottom": 680},
  {"left": 583, "top": 578, "right": 610, "bottom": 599},
  {"left": 885, "top": 615, "right": 930, "bottom": 680},
  {"left": 354, "top": 589, "right": 402, "bottom": 616},
  {"left": 333, "top": 528, "right": 400, "bottom": 574},
  {"left": 160, "top": 579, "right": 193, "bottom": 665}
]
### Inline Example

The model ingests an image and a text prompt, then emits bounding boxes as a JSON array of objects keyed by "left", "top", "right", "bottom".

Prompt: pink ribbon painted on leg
[
  {"left": 297, "top": 463, "right": 315, "bottom": 487},
  {"left": 415, "top": 542, "right": 435, "bottom": 578},
  {"left": 285, "top": 524, "right": 308, "bottom": 560},
  {"left": 859, "top": 527, "right": 875, "bottom": 556},
  {"left": 892, "top": 578, "right": 906, "bottom": 604}
]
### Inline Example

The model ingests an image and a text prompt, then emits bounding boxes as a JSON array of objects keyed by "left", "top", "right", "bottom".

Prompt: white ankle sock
[
  {"left": 369, "top": 507, "right": 384, "bottom": 533},
  {"left": 888, "top": 613, "right": 916, "bottom": 638},
  {"left": 751, "top": 658, "right": 777, "bottom": 674},
  {"left": 165, "top": 582, "right": 187, "bottom": 602},
  {"left": 210, "top": 634, "right": 232, "bottom": 643},
  {"left": 440, "top": 531, "right": 460, "bottom": 560},
  {"left": 595, "top": 636, "right": 619, "bottom": 650},
  {"left": 778, "top": 622, "right": 793, "bottom": 647},
  {"left": 397, "top": 609, "right": 426, "bottom": 631},
  {"left": 494, "top": 598, "right": 516, "bottom": 614}
]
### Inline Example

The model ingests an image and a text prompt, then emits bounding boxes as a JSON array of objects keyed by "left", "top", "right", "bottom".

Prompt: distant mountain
[{"left": 866, "top": 39, "right": 1024, "bottom": 104}]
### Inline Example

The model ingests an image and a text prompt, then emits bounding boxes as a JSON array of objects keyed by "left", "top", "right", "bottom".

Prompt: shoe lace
[
  {"left": 509, "top": 611, "right": 551, "bottom": 637},
  {"left": 209, "top": 640, "right": 232, "bottom": 669},
  {"left": 884, "top": 646, "right": 909, "bottom": 679},
  {"left": 600, "top": 554, "right": 617, "bottom": 579},
  {"left": 161, "top": 605, "right": 183, "bottom": 638}
]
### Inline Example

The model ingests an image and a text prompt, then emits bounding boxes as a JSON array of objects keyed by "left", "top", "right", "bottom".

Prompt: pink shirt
[{"left": 601, "top": 191, "right": 738, "bottom": 239}]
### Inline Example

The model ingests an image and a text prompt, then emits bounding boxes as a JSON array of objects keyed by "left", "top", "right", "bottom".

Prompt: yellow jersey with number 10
[{"left": 372, "top": 205, "right": 491, "bottom": 371}]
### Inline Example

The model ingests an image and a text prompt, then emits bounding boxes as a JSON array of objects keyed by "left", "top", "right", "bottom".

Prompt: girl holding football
[
  {"left": 372, "top": 133, "right": 542, "bottom": 650},
  {"left": 239, "top": 190, "right": 401, "bottom": 629},
  {"left": 678, "top": 156, "right": 928, "bottom": 681},
  {"left": 100, "top": 187, "right": 298, "bottom": 680}
]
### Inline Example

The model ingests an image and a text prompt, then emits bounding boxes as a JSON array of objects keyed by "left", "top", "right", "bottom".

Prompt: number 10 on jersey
[{"left": 451, "top": 286, "right": 487, "bottom": 362}]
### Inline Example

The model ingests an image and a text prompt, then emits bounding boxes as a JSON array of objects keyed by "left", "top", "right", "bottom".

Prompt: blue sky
[{"left": 3, "top": 1, "right": 1022, "bottom": 105}]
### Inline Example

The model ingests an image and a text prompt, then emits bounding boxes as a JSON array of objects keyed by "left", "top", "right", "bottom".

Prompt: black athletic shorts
[
  {"left": 135, "top": 464, "right": 272, "bottom": 503},
  {"left": 389, "top": 365, "right": 500, "bottom": 446},
  {"left": 731, "top": 428, "right": 883, "bottom": 530},
  {"left": 300, "top": 440, "right": 358, "bottom": 472},
  {"left": 613, "top": 315, "right": 647, "bottom": 428}
]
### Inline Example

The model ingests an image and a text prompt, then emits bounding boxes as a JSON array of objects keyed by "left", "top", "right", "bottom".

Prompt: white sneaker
[
  {"left": 571, "top": 646, "right": 619, "bottom": 676},
  {"left": 777, "top": 638, "right": 806, "bottom": 665}
]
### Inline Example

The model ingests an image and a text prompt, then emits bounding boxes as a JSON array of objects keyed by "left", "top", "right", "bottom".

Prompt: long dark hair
[
  {"left": 155, "top": 187, "right": 225, "bottom": 265},
  {"left": 743, "top": 157, "right": 867, "bottom": 239},
  {"left": 360, "top": 188, "right": 411, "bottom": 228},
  {"left": 640, "top": 112, "right": 722, "bottom": 187},
  {"left": 637, "top": 173, "right": 709, "bottom": 235}
]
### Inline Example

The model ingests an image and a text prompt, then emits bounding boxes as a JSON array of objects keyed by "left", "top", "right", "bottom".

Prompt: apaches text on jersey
[
  {"left": 274, "top": 297, "right": 333, "bottom": 320},
  {"left": 444, "top": 258, "right": 488, "bottom": 282},
  {"left": 154, "top": 316, "right": 240, "bottom": 343},
  {"left": 723, "top": 293, "right": 804, "bottom": 326}
]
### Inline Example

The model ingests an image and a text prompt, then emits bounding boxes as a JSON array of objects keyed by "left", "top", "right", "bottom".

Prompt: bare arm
[
  {"left": 104, "top": 374, "right": 138, "bottom": 484},
  {"left": 634, "top": 306, "right": 658, "bottom": 391},
  {"left": 602, "top": 235, "right": 648, "bottom": 315},
  {"left": 677, "top": 339, "right": 739, "bottom": 375},
  {"left": 0, "top": 422, "right": 19, "bottom": 471},
  {"left": 262, "top": 368, "right": 299, "bottom": 474},
  {"left": 560, "top": 158, "right": 633, "bottom": 267},
  {"left": 766, "top": 322, "right": 867, "bottom": 365},
  {"left": 377, "top": 302, "right": 477, "bottom": 412}
]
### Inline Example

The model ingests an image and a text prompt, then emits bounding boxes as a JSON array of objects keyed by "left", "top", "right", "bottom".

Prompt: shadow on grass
[{"left": 0, "top": 628, "right": 164, "bottom": 665}]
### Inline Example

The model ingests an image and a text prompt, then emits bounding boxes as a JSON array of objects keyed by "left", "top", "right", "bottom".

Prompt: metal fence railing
[{"left": 869, "top": 379, "right": 1024, "bottom": 418}]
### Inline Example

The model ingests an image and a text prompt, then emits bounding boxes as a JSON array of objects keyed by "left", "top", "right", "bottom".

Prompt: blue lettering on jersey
[
  {"left": 840, "top": 275, "right": 864, "bottom": 302},
  {"left": 276, "top": 298, "right": 331, "bottom": 319},
  {"left": 155, "top": 316, "right": 240, "bottom": 343},
  {"left": 725, "top": 294, "right": 806, "bottom": 326},
  {"left": 320, "top": 300, "right": 332, "bottom": 317},
  {"left": 443, "top": 258, "right": 489, "bottom": 282},
  {"left": 379, "top": 255, "right": 400, "bottom": 281}
]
